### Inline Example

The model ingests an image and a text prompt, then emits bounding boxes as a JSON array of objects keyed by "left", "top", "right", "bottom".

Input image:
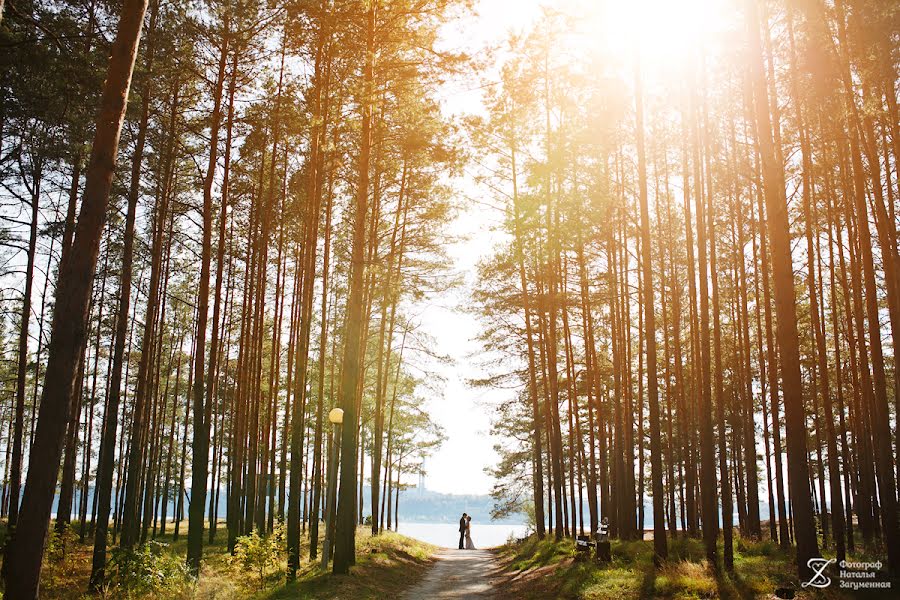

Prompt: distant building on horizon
[{"left": 417, "top": 465, "right": 426, "bottom": 495}]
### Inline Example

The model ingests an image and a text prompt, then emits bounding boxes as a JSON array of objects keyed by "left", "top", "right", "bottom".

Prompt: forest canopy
[{"left": 0, "top": 0, "right": 899, "bottom": 597}]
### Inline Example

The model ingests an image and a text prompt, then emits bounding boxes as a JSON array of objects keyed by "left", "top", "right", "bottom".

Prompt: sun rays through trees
[
  {"left": 0, "top": 0, "right": 899, "bottom": 597},
  {"left": 470, "top": 0, "right": 900, "bottom": 585}
]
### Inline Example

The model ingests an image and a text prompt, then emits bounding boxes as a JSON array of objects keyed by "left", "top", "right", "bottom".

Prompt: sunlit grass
[
  {"left": 0, "top": 520, "right": 435, "bottom": 600},
  {"left": 257, "top": 529, "right": 437, "bottom": 600},
  {"left": 493, "top": 531, "right": 888, "bottom": 599}
]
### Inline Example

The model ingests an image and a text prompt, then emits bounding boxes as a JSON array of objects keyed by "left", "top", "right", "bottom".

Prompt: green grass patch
[
  {"left": 494, "top": 532, "right": 886, "bottom": 599},
  {"left": 257, "top": 530, "right": 436, "bottom": 600},
  {"left": 0, "top": 520, "right": 436, "bottom": 600}
]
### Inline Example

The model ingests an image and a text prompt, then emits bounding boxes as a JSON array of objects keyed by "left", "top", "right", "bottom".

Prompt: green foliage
[
  {"left": 522, "top": 502, "right": 537, "bottom": 535},
  {"left": 43, "top": 527, "right": 78, "bottom": 587},
  {"left": 108, "top": 541, "right": 193, "bottom": 599},
  {"left": 257, "top": 529, "right": 436, "bottom": 599},
  {"left": 500, "top": 534, "right": 576, "bottom": 572},
  {"left": 231, "top": 523, "right": 286, "bottom": 590}
]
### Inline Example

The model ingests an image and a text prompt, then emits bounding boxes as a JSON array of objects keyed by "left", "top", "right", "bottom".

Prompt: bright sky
[
  {"left": 414, "top": 0, "right": 543, "bottom": 496},
  {"left": 412, "top": 216, "right": 503, "bottom": 496}
]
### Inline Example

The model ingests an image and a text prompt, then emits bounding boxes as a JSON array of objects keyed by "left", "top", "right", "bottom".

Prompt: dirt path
[{"left": 402, "top": 549, "right": 498, "bottom": 599}]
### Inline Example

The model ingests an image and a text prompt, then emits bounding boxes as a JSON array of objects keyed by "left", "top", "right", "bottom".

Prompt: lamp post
[{"left": 321, "top": 407, "right": 343, "bottom": 568}]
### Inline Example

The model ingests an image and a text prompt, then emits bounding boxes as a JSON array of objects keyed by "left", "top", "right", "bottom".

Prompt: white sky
[{"left": 412, "top": 0, "right": 543, "bottom": 496}]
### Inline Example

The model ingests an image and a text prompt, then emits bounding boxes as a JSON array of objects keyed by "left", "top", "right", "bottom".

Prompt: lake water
[{"left": 396, "top": 522, "right": 529, "bottom": 548}]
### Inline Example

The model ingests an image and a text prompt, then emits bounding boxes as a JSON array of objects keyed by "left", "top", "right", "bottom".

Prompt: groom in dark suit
[{"left": 458, "top": 513, "right": 468, "bottom": 549}]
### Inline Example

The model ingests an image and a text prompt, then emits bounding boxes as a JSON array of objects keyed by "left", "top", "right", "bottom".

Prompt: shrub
[
  {"left": 44, "top": 527, "right": 78, "bottom": 586},
  {"left": 522, "top": 502, "right": 537, "bottom": 535},
  {"left": 231, "top": 524, "right": 285, "bottom": 590},
  {"left": 108, "top": 540, "right": 193, "bottom": 599}
]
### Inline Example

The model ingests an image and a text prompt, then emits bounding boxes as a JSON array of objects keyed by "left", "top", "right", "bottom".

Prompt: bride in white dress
[{"left": 465, "top": 515, "right": 476, "bottom": 549}]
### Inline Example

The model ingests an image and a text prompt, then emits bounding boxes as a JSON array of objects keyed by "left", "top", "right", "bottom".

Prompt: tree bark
[
  {"left": 634, "top": 55, "right": 666, "bottom": 561},
  {"left": 333, "top": 0, "right": 375, "bottom": 575},
  {"left": 2, "top": 0, "right": 149, "bottom": 594},
  {"left": 745, "top": 0, "right": 819, "bottom": 577}
]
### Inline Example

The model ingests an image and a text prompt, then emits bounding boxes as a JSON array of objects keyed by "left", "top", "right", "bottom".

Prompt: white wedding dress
[{"left": 465, "top": 523, "right": 476, "bottom": 549}]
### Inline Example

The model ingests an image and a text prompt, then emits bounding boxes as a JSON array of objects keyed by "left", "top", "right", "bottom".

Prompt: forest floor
[
  {"left": 490, "top": 533, "right": 897, "bottom": 599},
  {"left": 3, "top": 522, "right": 897, "bottom": 599},
  {"left": 0, "top": 522, "right": 437, "bottom": 599}
]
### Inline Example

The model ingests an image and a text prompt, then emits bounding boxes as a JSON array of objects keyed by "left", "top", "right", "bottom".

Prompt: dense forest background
[
  {"left": 0, "top": 0, "right": 898, "bottom": 597},
  {"left": 0, "top": 0, "right": 462, "bottom": 596},
  {"left": 474, "top": 0, "right": 900, "bottom": 583}
]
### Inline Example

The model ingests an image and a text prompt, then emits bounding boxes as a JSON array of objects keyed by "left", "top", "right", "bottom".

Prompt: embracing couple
[{"left": 458, "top": 512, "right": 476, "bottom": 550}]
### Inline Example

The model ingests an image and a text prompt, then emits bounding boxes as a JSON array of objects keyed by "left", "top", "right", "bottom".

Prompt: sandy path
[{"left": 402, "top": 549, "right": 497, "bottom": 599}]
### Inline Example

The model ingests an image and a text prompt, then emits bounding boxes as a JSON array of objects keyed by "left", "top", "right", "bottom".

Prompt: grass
[
  {"left": 492, "top": 533, "right": 897, "bottom": 599},
  {"left": 5, "top": 520, "right": 898, "bottom": 598},
  {"left": 250, "top": 529, "right": 436, "bottom": 600},
  {"left": 0, "top": 521, "right": 436, "bottom": 600}
]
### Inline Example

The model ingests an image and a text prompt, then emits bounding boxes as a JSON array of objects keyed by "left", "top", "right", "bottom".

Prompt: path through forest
[{"left": 402, "top": 549, "right": 498, "bottom": 599}]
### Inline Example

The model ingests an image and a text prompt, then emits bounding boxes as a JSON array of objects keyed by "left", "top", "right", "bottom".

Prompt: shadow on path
[{"left": 402, "top": 549, "right": 496, "bottom": 599}]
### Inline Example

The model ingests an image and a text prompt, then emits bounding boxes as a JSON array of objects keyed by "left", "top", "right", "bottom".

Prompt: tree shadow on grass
[
  {"left": 667, "top": 535, "right": 706, "bottom": 563},
  {"left": 503, "top": 536, "right": 573, "bottom": 572},
  {"left": 713, "top": 567, "right": 756, "bottom": 600},
  {"left": 640, "top": 565, "right": 657, "bottom": 598}
]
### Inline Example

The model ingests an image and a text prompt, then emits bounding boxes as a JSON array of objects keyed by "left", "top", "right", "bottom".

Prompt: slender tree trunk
[
  {"left": 175, "top": 324, "right": 196, "bottom": 541},
  {"left": 510, "top": 143, "right": 546, "bottom": 537},
  {"left": 679, "top": 126, "right": 700, "bottom": 537},
  {"left": 2, "top": 0, "right": 149, "bottom": 594},
  {"left": 634, "top": 56, "right": 666, "bottom": 561},
  {"left": 705, "top": 113, "right": 733, "bottom": 570},
  {"left": 745, "top": 0, "right": 819, "bottom": 577},
  {"left": 8, "top": 165, "right": 41, "bottom": 529},
  {"left": 186, "top": 16, "right": 229, "bottom": 573},
  {"left": 333, "top": 0, "right": 375, "bottom": 575},
  {"left": 121, "top": 76, "right": 180, "bottom": 548},
  {"left": 205, "top": 23, "right": 238, "bottom": 548},
  {"left": 689, "top": 64, "right": 719, "bottom": 565}
]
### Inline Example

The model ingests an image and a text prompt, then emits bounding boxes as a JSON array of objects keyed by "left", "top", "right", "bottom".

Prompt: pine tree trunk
[
  {"left": 186, "top": 15, "right": 230, "bottom": 573},
  {"left": 634, "top": 58, "right": 666, "bottom": 559},
  {"left": 511, "top": 144, "right": 547, "bottom": 537},
  {"left": 332, "top": 0, "right": 375, "bottom": 575},
  {"left": 744, "top": 0, "right": 819, "bottom": 577},
  {"left": 705, "top": 116, "right": 733, "bottom": 570},
  {"left": 2, "top": 0, "right": 149, "bottom": 594},
  {"left": 689, "top": 68, "right": 719, "bottom": 565},
  {"left": 7, "top": 164, "right": 41, "bottom": 529}
]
